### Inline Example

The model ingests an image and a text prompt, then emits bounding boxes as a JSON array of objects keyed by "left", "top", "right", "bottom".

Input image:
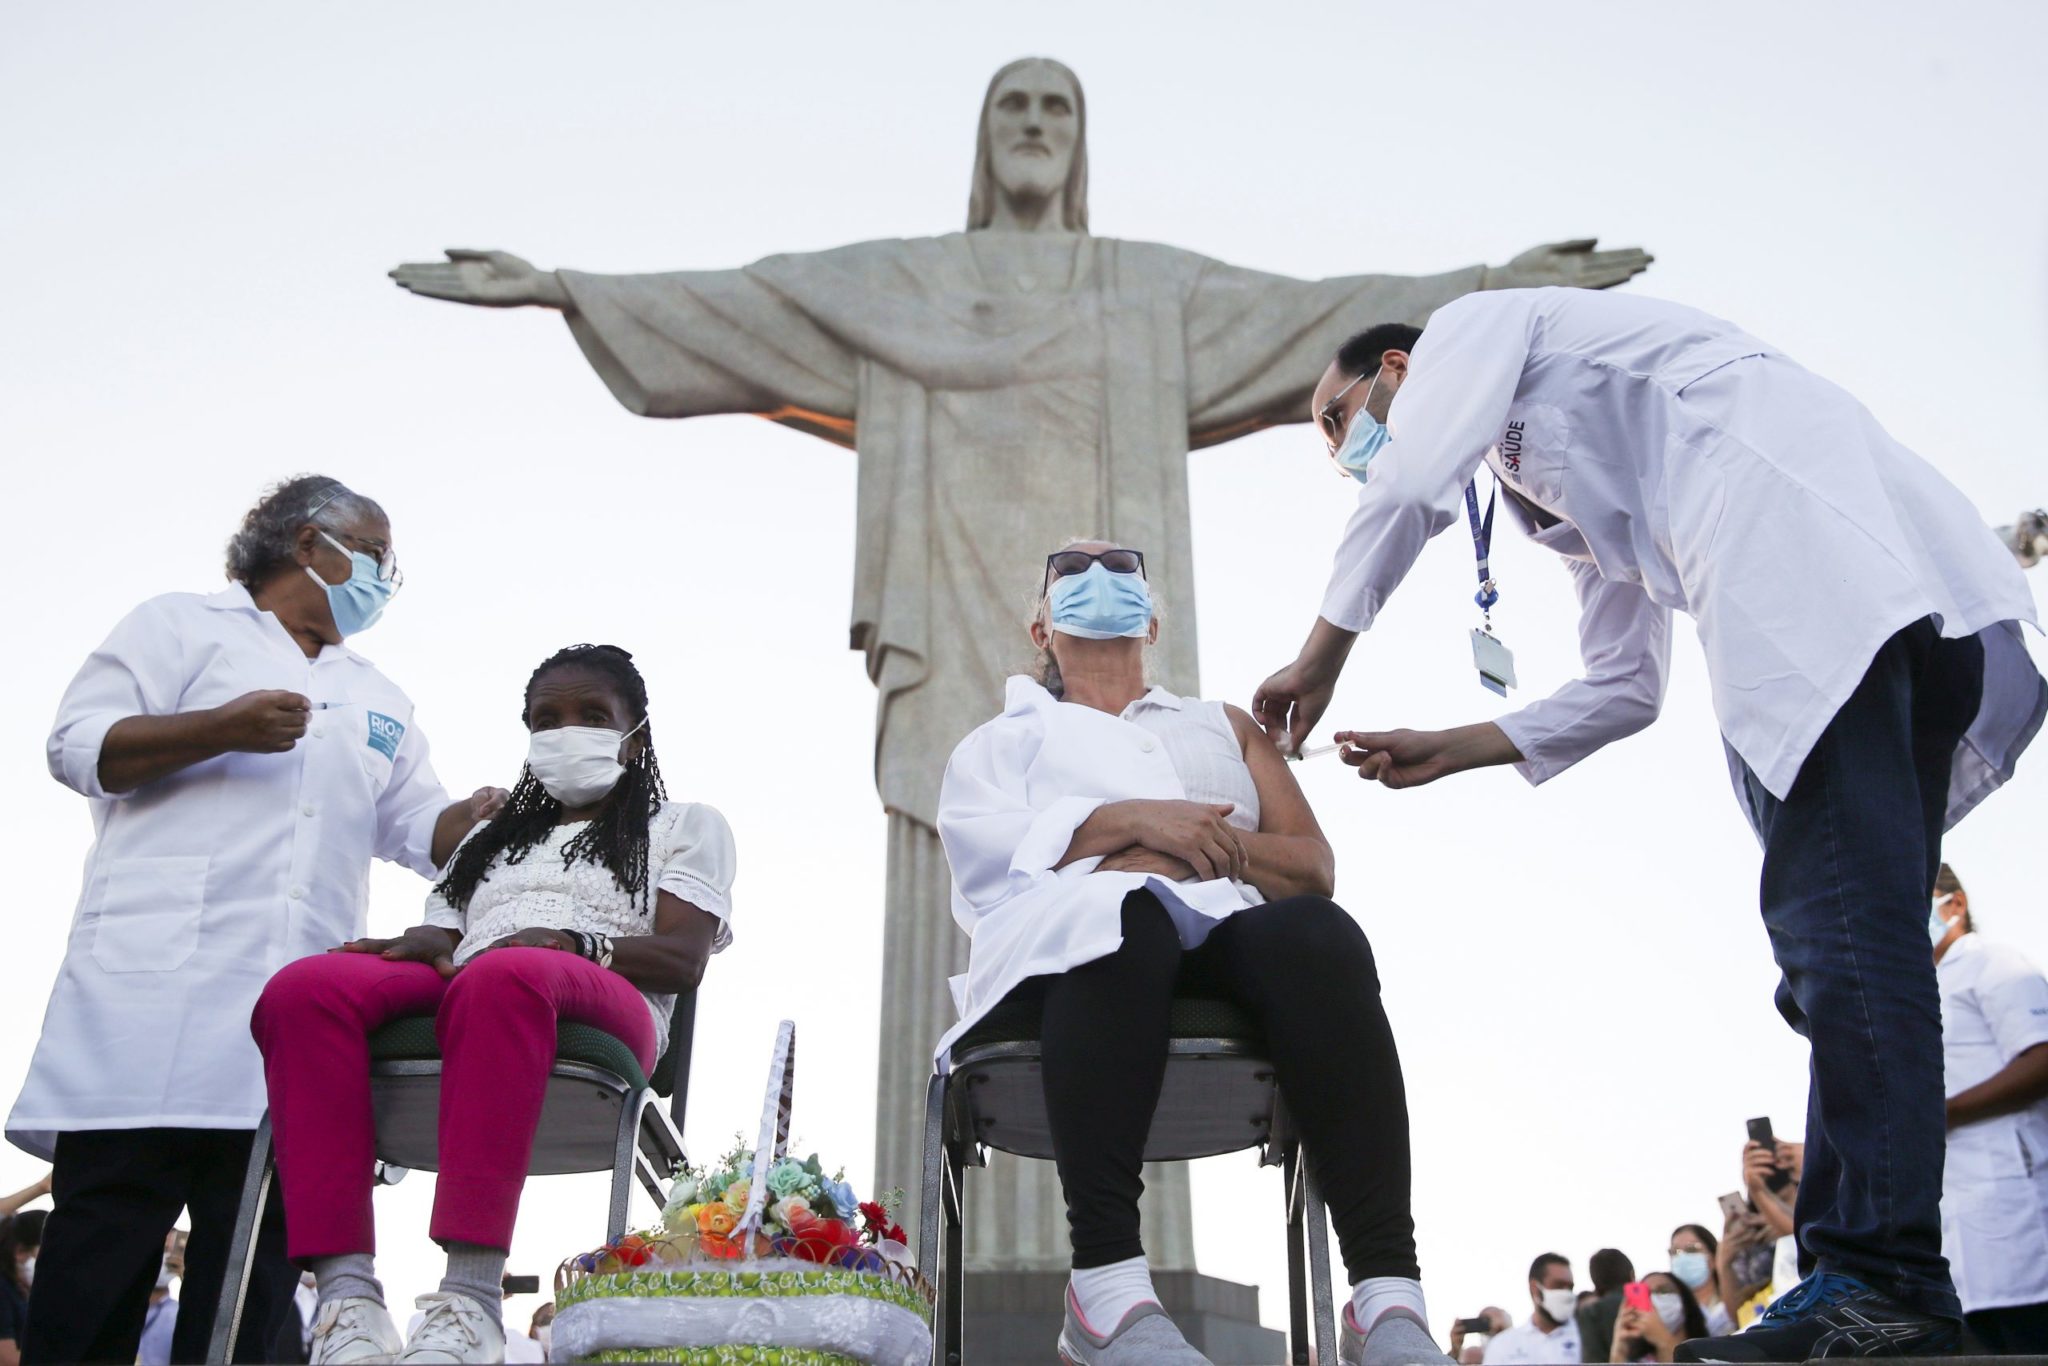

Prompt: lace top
[{"left": 424, "top": 801, "right": 737, "bottom": 1051}]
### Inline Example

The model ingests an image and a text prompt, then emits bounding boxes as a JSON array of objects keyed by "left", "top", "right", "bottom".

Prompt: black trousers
[
  {"left": 24, "top": 1127, "right": 294, "bottom": 1366},
  {"left": 1965, "top": 1301, "right": 2048, "bottom": 1354},
  {"left": 1015, "top": 891, "right": 1417, "bottom": 1284}
]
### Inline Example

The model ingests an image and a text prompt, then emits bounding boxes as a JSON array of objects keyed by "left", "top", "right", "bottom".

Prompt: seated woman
[
  {"left": 936, "top": 542, "right": 1449, "bottom": 1366},
  {"left": 252, "top": 644, "right": 736, "bottom": 1365},
  {"left": 1609, "top": 1272, "right": 1707, "bottom": 1363}
]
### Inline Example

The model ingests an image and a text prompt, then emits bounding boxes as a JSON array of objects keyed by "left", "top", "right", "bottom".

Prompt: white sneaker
[
  {"left": 396, "top": 1292, "right": 506, "bottom": 1364},
  {"left": 309, "top": 1295, "right": 403, "bottom": 1365}
]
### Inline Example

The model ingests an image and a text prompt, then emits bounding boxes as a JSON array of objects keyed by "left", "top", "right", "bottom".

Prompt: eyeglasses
[
  {"left": 318, "top": 529, "right": 403, "bottom": 589},
  {"left": 1318, "top": 368, "right": 1376, "bottom": 453},
  {"left": 1042, "top": 547, "right": 1144, "bottom": 595}
]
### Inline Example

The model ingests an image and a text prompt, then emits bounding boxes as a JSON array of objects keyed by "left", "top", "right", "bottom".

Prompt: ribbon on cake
[{"left": 734, "top": 1019, "right": 797, "bottom": 1243}]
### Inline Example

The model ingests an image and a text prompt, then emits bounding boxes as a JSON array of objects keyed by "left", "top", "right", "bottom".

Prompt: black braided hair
[{"left": 434, "top": 644, "right": 667, "bottom": 914}]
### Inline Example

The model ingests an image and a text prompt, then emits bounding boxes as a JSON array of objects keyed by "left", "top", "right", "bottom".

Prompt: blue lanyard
[{"left": 1463, "top": 478, "right": 1500, "bottom": 614}]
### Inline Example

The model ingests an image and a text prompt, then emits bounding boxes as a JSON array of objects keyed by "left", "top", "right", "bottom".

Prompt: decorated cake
[{"left": 550, "top": 1023, "right": 933, "bottom": 1365}]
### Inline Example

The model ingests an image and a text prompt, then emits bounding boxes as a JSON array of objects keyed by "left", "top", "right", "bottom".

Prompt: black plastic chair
[
  {"left": 917, "top": 992, "right": 1335, "bottom": 1366},
  {"left": 206, "top": 988, "right": 697, "bottom": 1364}
]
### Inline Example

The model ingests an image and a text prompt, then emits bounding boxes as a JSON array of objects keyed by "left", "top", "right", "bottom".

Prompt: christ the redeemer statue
[{"left": 392, "top": 56, "right": 1651, "bottom": 1271}]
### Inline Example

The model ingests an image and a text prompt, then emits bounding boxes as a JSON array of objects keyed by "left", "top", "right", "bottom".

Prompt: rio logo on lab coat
[{"left": 366, "top": 711, "right": 405, "bottom": 760}]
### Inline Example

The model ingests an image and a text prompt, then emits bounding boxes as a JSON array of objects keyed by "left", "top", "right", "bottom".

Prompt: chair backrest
[{"left": 649, "top": 987, "right": 698, "bottom": 1126}]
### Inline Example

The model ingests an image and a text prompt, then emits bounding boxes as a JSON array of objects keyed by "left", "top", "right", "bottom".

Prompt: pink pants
[{"left": 251, "top": 947, "right": 655, "bottom": 1257}]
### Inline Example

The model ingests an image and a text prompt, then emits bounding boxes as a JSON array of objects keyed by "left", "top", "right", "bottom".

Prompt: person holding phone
[{"left": 1609, "top": 1276, "right": 1706, "bottom": 1363}]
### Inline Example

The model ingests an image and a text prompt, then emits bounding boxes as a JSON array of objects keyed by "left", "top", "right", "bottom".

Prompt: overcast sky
[{"left": 4, "top": 0, "right": 2045, "bottom": 1343}]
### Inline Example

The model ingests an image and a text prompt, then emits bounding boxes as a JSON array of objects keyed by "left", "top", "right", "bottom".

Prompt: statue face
[{"left": 986, "top": 61, "right": 1078, "bottom": 206}]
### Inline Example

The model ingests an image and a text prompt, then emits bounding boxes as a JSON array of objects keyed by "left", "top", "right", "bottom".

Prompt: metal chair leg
[
  {"left": 207, "top": 1114, "right": 275, "bottom": 1366},
  {"left": 1303, "top": 1149, "right": 1338, "bottom": 1365},
  {"left": 919, "top": 1073, "right": 946, "bottom": 1294},
  {"left": 942, "top": 1139, "right": 966, "bottom": 1366},
  {"left": 607, "top": 1090, "right": 647, "bottom": 1242},
  {"left": 1283, "top": 1145, "right": 1310, "bottom": 1366}
]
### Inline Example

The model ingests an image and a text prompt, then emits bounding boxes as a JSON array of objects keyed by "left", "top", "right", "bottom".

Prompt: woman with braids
[
  {"left": 251, "top": 644, "right": 736, "bottom": 1365},
  {"left": 10, "top": 475, "right": 502, "bottom": 1366}
]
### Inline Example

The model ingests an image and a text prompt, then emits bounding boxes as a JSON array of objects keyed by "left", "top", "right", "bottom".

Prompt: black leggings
[{"left": 1017, "top": 890, "right": 1417, "bottom": 1284}]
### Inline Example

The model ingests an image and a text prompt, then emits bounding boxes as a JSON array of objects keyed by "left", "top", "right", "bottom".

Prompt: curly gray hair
[{"left": 224, "top": 474, "right": 386, "bottom": 588}]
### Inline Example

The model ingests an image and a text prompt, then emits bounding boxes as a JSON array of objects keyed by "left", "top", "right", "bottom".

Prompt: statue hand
[
  {"left": 388, "top": 248, "right": 566, "bottom": 309},
  {"left": 1489, "top": 238, "right": 1653, "bottom": 290}
]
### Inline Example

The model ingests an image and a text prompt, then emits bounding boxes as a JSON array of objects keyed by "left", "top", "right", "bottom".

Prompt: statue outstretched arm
[
  {"left": 389, "top": 249, "right": 569, "bottom": 308},
  {"left": 1184, "top": 237, "right": 1652, "bottom": 446},
  {"left": 389, "top": 248, "right": 858, "bottom": 433}
]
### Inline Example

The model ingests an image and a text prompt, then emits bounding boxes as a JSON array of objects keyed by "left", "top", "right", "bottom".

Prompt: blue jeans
[{"left": 1738, "top": 617, "right": 1983, "bottom": 1323}]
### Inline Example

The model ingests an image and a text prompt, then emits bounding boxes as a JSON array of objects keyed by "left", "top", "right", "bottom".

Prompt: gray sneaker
[
  {"left": 1058, "top": 1291, "right": 1214, "bottom": 1365},
  {"left": 1340, "top": 1305, "right": 1457, "bottom": 1366}
]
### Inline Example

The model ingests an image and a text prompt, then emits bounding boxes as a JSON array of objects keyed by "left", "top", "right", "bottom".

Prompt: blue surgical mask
[
  {"left": 1332, "top": 369, "right": 1390, "bottom": 483},
  {"left": 1048, "top": 562, "right": 1153, "bottom": 640},
  {"left": 1670, "top": 1251, "right": 1711, "bottom": 1291},
  {"left": 306, "top": 530, "right": 397, "bottom": 637},
  {"left": 1929, "top": 894, "right": 1957, "bottom": 946}
]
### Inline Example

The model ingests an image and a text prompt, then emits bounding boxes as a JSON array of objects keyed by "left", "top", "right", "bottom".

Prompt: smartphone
[
  {"left": 1718, "top": 1190, "right": 1753, "bottom": 1224},
  {"left": 501, "top": 1273, "right": 540, "bottom": 1296},
  {"left": 1623, "top": 1281, "right": 1653, "bottom": 1315},
  {"left": 1747, "top": 1116, "right": 1793, "bottom": 1192},
  {"left": 1455, "top": 1317, "right": 1493, "bottom": 1337}
]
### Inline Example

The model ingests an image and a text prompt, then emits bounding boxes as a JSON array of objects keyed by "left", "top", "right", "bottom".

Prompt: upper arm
[
  {"left": 652, "top": 889, "right": 722, "bottom": 952},
  {"left": 1567, "top": 560, "right": 1672, "bottom": 703},
  {"left": 373, "top": 713, "right": 450, "bottom": 876},
  {"left": 49, "top": 599, "right": 185, "bottom": 798},
  {"left": 1225, "top": 705, "right": 1329, "bottom": 847},
  {"left": 1978, "top": 955, "right": 2048, "bottom": 1062},
  {"left": 654, "top": 804, "right": 738, "bottom": 948}
]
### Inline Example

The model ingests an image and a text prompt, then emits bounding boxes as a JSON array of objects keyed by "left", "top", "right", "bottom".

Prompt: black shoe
[{"left": 1671, "top": 1273, "right": 1960, "bottom": 1361}]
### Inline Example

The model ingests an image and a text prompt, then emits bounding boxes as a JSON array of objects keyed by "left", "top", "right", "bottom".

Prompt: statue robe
[{"left": 558, "top": 231, "right": 1487, "bottom": 1268}]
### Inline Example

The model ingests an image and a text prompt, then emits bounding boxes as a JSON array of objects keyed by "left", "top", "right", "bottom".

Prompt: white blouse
[
  {"left": 423, "top": 801, "right": 737, "bottom": 1052},
  {"left": 933, "top": 679, "right": 1267, "bottom": 1064}
]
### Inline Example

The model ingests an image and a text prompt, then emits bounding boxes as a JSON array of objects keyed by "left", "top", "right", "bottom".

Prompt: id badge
[{"left": 1471, "top": 627, "right": 1517, "bottom": 697}]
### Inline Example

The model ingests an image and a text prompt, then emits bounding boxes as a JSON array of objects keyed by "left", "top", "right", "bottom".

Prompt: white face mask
[
  {"left": 534, "top": 1325, "right": 553, "bottom": 1354},
  {"left": 19, "top": 1255, "right": 33, "bottom": 1287},
  {"left": 1538, "top": 1286, "right": 1577, "bottom": 1324},
  {"left": 1652, "top": 1292, "right": 1686, "bottom": 1332},
  {"left": 525, "top": 718, "right": 647, "bottom": 807}
]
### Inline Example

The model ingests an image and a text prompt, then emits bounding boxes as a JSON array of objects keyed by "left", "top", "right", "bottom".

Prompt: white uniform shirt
[
  {"left": 933, "top": 679, "right": 1266, "bottom": 1063},
  {"left": 1320, "top": 288, "right": 2043, "bottom": 823},
  {"left": 7, "top": 585, "right": 449, "bottom": 1158},
  {"left": 1480, "top": 1318, "right": 1581, "bottom": 1365},
  {"left": 423, "top": 801, "right": 737, "bottom": 1054},
  {"left": 1937, "top": 932, "right": 2048, "bottom": 1311}
]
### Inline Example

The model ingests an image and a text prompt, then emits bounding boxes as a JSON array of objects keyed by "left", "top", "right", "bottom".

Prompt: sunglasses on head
[{"left": 1042, "top": 547, "right": 1145, "bottom": 595}]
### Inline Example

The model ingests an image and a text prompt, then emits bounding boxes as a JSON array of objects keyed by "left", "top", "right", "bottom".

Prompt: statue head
[{"left": 967, "top": 57, "right": 1089, "bottom": 233}]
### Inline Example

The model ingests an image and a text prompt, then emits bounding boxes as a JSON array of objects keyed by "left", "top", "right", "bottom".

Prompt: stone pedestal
[{"left": 961, "top": 1269, "right": 1288, "bottom": 1365}]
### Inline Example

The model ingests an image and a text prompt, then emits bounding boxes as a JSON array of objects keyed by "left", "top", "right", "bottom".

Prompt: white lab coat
[
  {"left": 1321, "top": 288, "right": 2044, "bottom": 823},
  {"left": 931, "top": 678, "right": 1261, "bottom": 1064},
  {"left": 1937, "top": 932, "right": 2048, "bottom": 1311},
  {"left": 7, "top": 585, "right": 449, "bottom": 1158}
]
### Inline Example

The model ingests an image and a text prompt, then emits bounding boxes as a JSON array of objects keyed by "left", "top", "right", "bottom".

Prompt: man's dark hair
[
  {"left": 1335, "top": 323, "right": 1423, "bottom": 380},
  {"left": 1588, "top": 1247, "right": 1636, "bottom": 1295},
  {"left": 1529, "top": 1251, "right": 1570, "bottom": 1284},
  {"left": 435, "top": 644, "right": 666, "bottom": 914}
]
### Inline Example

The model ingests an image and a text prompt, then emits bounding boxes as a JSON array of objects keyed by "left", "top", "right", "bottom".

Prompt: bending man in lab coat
[{"left": 1252, "top": 288, "right": 2045, "bottom": 1362}]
